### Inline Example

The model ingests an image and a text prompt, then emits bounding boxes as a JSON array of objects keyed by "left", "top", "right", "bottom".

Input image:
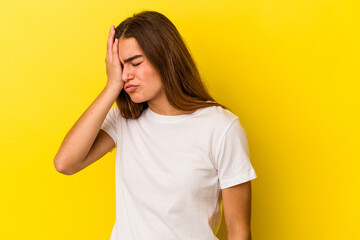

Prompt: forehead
[{"left": 118, "top": 37, "right": 144, "bottom": 61}]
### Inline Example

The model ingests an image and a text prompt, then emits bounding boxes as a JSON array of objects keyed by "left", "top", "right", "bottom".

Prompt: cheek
[
  {"left": 142, "top": 66, "right": 162, "bottom": 87},
  {"left": 142, "top": 65, "right": 156, "bottom": 78},
  {"left": 151, "top": 75, "right": 163, "bottom": 93}
]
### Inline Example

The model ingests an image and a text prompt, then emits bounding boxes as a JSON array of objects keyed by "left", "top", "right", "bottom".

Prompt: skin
[
  {"left": 117, "top": 37, "right": 195, "bottom": 116},
  {"left": 222, "top": 181, "right": 252, "bottom": 240}
]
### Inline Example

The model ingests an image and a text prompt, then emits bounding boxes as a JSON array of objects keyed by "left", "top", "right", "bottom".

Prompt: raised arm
[{"left": 53, "top": 25, "right": 123, "bottom": 175}]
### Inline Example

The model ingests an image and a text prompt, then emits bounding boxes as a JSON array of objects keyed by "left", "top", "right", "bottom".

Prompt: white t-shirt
[{"left": 101, "top": 105, "right": 257, "bottom": 240}]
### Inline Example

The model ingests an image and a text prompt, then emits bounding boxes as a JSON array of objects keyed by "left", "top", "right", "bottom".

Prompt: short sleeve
[
  {"left": 100, "top": 106, "right": 119, "bottom": 146},
  {"left": 215, "top": 118, "right": 257, "bottom": 189}
]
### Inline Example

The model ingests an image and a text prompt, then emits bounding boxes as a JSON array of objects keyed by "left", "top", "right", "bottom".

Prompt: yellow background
[{"left": 1, "top": 0, "right": 359, "bottom": 239}]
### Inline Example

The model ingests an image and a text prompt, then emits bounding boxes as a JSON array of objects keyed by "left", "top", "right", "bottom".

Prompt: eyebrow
[{"left": 124, "top": 54, "right": 143, "bottom": 63}]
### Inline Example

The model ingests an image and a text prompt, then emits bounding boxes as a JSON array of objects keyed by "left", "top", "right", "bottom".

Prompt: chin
[{"left": 129, "top": 95, "right": 148, "bottom": 104}]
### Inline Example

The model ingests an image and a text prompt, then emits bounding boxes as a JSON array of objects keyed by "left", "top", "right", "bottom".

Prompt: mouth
[{"left": 125, "top": 85, "right": 138, "bottom": 93}]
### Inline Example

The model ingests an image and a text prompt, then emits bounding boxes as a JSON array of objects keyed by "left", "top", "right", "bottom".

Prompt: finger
[
  {"left": 107, "top": 25, "right": 115, "bottom": 57},
  {"left": 112, "top": 38, "right": 118, "bottom": 59}
]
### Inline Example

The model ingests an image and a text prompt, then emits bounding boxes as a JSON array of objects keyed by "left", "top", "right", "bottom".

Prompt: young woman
[{"left": 54, "top": 10, "right": 257, "bottom": 240}]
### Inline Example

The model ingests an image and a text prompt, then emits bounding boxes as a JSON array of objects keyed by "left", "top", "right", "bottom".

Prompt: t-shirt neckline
[{"left": 146, "top": 107, "right": 202, "bottom": 123}]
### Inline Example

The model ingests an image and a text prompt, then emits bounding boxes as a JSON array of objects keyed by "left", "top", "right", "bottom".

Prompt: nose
[{"left": 121, "top": 65, "right": 134, "bottom": 83}]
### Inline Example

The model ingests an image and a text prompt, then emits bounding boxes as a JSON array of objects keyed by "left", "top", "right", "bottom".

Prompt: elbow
[{"left": 53, "top": 155, "right": 75, "bottom": 175}]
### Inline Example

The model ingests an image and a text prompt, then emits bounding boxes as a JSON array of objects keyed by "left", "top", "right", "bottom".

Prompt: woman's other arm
[{"left": 222, "top": 181, "right": 253, "bottom": 240}]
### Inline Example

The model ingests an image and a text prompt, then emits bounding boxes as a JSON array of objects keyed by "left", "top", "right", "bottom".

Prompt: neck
[{"left": 148, "top": 100, "right": 195, "bottom": 116}]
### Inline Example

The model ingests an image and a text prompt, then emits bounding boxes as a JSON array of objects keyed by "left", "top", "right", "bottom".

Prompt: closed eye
[{"left": 132, "top": 62, "right": 142, "bottom": 67}]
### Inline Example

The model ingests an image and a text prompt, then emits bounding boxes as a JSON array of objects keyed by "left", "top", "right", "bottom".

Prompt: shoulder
[
  {"left": 200, "top": 105, "right": 239, "bottom": 125},
  {"left": 107, "top": 106, "right": 120, "bottom": 117},
  {"left": 105, "top": 106, "right": 125, "bottom": 123},
  {"left": 194, "top": 106, "right": 240, "bottom": 136}
]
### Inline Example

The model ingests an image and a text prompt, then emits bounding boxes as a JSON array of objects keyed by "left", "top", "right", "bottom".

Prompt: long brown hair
[{"left": 114, "top": 10, "right": 227, "bottom": 119}]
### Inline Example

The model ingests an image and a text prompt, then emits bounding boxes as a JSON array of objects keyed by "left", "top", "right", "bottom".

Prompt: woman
[{"left": 54, "top": 10, "right": 257, "bottom": 240}]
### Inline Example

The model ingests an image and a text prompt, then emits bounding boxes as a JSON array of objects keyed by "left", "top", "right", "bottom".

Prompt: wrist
[{"left": 104, "top": 83, "right": 123, "bottom": 95}]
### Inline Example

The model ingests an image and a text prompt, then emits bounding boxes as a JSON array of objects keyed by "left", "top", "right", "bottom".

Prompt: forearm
[
  {"left": 54, "top": 84, "right": 121, "bottom": 173},
  {"left": 227, "top": 230, "right": 252, "bottom": 240}
]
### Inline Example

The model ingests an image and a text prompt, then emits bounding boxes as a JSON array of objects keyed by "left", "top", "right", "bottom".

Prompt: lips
[{"left": 125, "top": 84, "right": 138, "bottom": 93}]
